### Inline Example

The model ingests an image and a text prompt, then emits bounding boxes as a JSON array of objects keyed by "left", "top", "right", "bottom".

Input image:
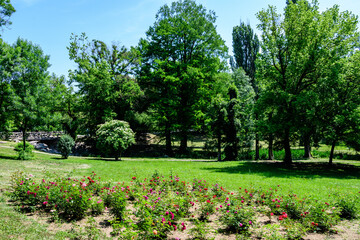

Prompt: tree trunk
[
  {"left": 283, "top": 128, "right": 292, "bottom": 165},
  {"left": 303, "top": 134, "right": 312, "bottom": 159},
  {"left": 179, "top": 130, "right": 188, "bottom": 154},
  {"left": 268, "top": 134, "right": 274, "bottom": 160},
  {"left": 217, "top": 131, "right": 222, "bottom": 161},
  {"left": 329, "top": 140, "right": 336, "bottom": 165},
  {"left": 22, "top": 122, "right": 27, "bottom": 150},
  {"left": 165, "top": 121, "right": 173, "bottom": 156},
  {"left": 255, "top": 134, "right": 260, "bottom": 160},
  {"left": 22, "top": 130, "right": 26, "bottom": 150}
]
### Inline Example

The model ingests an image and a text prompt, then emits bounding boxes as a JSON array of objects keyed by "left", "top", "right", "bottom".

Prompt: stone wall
[{"left": 0, "top": 131, "right": 64, "bottom": 141}]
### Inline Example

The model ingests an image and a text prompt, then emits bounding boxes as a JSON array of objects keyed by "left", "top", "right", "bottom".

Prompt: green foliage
[
  {"left": 139, "top": 0, "right": 228, "bottom": 153},
  {"left": 0, "top": 39, "right": 17, "bottom": 133},
  {"left": 9, "top": 38, "right": 53, "bottom": 152},
  {"left": 223, "top": 69, "right": 255, "bottom": 160},
  {"left": 96, "top": 120, "right": 135, "bottom": 160},
  {"left": 9, "top": 171, "right": 102, "bottom": 220},
  {"left": 14, "top": 141, "right": 34, "bottom": 160},
  {"left": 189, "top": 219, "right": 210, "bottom": 239},
  {"left": 0, "top": 0, "right": 15, "bottom": 34},
  {"left": 57, "top": 134, "right": 75, "bottom": 159},
  {"left": 220, "top": 205, "right": 256, "bottom": 234},
  {"left": 68, "top": 33, "right": 142, "bottom": 136},
  {"left": 319, "top": 51, "right": 360, "bottom": 164},
  {"left": 5, "top": 163, "right": 360, "bottom": 239},
  {"left": 231, "top": 20, "right": 259, "bottom": 87},
  {"left": 335, "top": 193, "right": 359, "bottom": 220},
  {"left": 256, "top": 0, "right": 359, "bottom": 164},
  {"left": 302, "top": 201, "right": 340, "bottom": 232}
]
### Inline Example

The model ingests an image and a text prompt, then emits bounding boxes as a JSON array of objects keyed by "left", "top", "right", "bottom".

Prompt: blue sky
[{"left": 2, "top": 0, "right": 359, "bottom": 77}]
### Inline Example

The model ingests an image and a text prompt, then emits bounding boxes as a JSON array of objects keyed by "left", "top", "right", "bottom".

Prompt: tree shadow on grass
[
  {"left": 84, "top": 158, "right": 118, "bottom": 161},
  {"left": 201, "top": 161, "right": 360, "bottom": 179},
  {"left": 0, "top": 154, "right": 18, "bottom": 160}
]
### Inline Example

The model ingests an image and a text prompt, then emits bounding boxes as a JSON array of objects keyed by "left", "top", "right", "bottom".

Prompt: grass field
[{"left": 0, "top": 141, "right": 359, "bottom": 239}]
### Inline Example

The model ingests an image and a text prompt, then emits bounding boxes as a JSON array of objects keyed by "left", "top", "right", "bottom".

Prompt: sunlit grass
[{"left": 0, "top": 141, "right": 359, "bottom": 239}]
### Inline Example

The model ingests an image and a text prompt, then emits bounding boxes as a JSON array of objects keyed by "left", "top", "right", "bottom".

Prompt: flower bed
[{"left": 8, "top": 171, "right": 359, "bottom": 239}]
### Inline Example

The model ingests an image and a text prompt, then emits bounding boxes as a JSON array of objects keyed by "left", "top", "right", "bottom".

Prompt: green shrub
[
  {"left": 220, "top": 205, "right": 256, "bottom": 234},
  {"left": 14, "top": 141, "right": 34, "bottom": 160},
  {"left": 335, "top": 194, "right": 359, "bottom": 219},
  {"left": 96, "top": 120, "right": 135, "bottom": 160},
  {"left": 57, "top": 134, "right": 75, "bottom": 159}
]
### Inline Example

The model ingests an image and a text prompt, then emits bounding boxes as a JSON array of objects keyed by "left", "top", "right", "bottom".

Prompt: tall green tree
[
  {"left": 319, "top": 52, "right": 360, "bottom": 164},
  {"left": 231, "top": 21, "right": 260, "bottom": 159},
  {"left": 11, "top": 38, "right": 51, "bottom": 149},
  {"left": 44, "top": 74, "right": 82, "bottom": 138},
  {"left": 0, "top": 39, "right": 18, "bottom": 134},
  {"left": 205, "top": 72, "right": 232, "bottom": 161},
  {"left": 68, "top": 33, "right": 142, "bottom": 136},
  {"left": 0, "top": 0, "right": 15, "bottom": 35},
  {"left": 139, "top": 0, "right": 228, "bottom": 154},
  {"left": 256, "top": 0, "right": 359, "bottom": 164}
]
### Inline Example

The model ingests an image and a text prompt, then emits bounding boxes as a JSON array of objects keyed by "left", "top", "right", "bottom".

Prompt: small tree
[
  {"left": 96, "top": 120, "right": 135, "bottom": 160},
  {"left": 14, "top": 141, "right": 34, "bottom": 160},
  {"left": 57, "top": 134, "right": 75, "bottom": 159}
]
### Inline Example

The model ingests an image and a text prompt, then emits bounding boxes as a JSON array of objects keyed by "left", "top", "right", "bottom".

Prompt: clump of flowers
[{"left": 8, "top": 170, "right": 355, "bottom": 239}]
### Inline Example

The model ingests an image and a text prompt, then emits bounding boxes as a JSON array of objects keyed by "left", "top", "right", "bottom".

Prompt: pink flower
[
  {"left": 43, "top": 201, "right": 48, "bottom": 205},
  {"left": 97, "top": 199, "right": 102, "bottom": 204},
  {"left": 181, "top": 222, "right": 186, "bottom": 231},
  {"left": 239, "top": 223, "right": 243, "bottom": 227},
  {"left": 249, "top": 221, "right": 252, "bottom": 225}
]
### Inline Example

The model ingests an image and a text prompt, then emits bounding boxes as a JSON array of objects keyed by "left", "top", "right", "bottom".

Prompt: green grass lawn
[
  {"left": 0, "top": 142, "right": 359, "bottom": 239},
  {"left": 1, "top": 143, "right": 359, "bottom": 201}
]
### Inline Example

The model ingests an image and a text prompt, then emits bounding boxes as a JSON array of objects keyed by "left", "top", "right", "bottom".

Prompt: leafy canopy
[{"left": 139, "top": 0, "right": 228, "bottom": 152}]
